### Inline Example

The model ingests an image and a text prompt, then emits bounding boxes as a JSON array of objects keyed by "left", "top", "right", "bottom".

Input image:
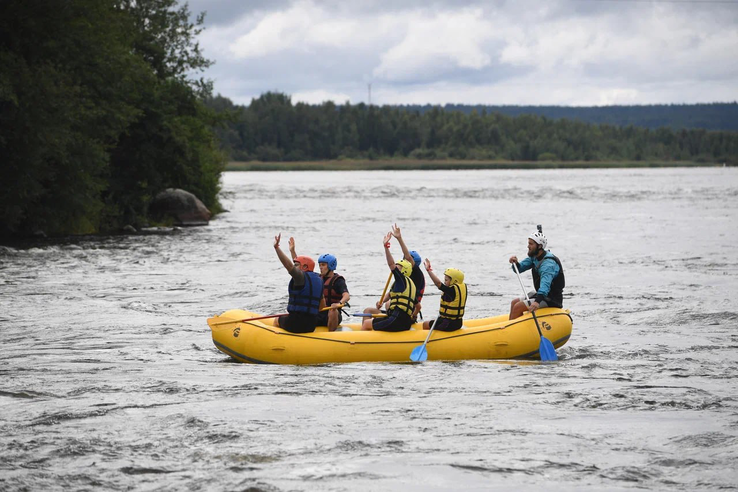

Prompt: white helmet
[{"left": 528, "top": 230, "right": 547, "bottom": 250}]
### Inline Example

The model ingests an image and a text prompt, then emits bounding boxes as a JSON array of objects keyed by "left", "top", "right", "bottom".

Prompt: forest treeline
[
  {"left": 0, "top": 0, "right": 225, "bottom": 238},
  {"left": 206, "top": 94, "right": 738, "bottom": 164},
  {"left": 403, "top": 103, "right": 738, "bottom": 131}
]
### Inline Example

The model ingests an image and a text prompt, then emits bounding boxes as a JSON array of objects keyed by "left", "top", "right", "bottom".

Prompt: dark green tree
[{"left": 0, "top": 0, "right": 225, "bottom": 237}]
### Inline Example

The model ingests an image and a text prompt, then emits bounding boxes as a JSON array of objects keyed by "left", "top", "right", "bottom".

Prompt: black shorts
[
  {"left": 372, "top": 309, "right": 413, "bottom": 332},
  {"left": 316, "top": 310, "right": 342, "bottom": 327},
  {"left": 277, "top": 312, "right": 317, "bottom": 333},
  {"left": 523, "top": 292, "right": 562, "bottom": 309},
  {"left": 428, "top": 317, "right": 462, "bottom": 332}
]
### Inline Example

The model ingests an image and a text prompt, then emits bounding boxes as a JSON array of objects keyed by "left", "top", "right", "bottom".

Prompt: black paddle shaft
[{"left": 530, "top": 310, "right": 545, "bottom": 337}]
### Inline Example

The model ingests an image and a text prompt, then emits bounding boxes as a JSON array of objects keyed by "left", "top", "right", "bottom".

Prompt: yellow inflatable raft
[{"left": 207, "top": 308, "right": 572, "bottom": 364}]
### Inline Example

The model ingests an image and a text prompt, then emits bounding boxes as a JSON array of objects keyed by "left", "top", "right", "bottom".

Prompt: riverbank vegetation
[
  {"left": 225, "top": 159, "right": 723, "bottom": 171},
  {"left": 0, "top": 0, "right": 225, "bottom": 238},
  {"left": 208, "top": 93, "right": 737, "bottom": 166}
]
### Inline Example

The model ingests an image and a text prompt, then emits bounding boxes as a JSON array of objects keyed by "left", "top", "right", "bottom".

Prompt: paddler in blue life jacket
[
  {"left": 389, "top": 223, "right": 425, "bottom": 321},
  {"left": 361, "top": 232, "right": 417, "bottom": 332},
  {"left": 288, "top": 237, "right": 349, "bottom": 332},
  {"left": 508, "top": 226, "right": 566, "bottom": 320},
  {"left": 273, "top": 233, "right": 324, "bottom": 333},
  {"left": 422, "top": 259, "right": 467, "bottom": 331}
]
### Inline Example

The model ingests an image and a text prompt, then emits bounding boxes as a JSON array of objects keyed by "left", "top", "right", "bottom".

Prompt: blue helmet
[
  {"left": 410, "top": 250, "right": 421, "bottom": 267},
  {"left": 318, "top": 253, "right": 337, "bottom": 271}
]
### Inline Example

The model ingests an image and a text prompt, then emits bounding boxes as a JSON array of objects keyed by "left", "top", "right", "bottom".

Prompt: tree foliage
[
  {"left": 421, "top": 103, "right": 738, "bottom": 132},
  {"left": 0, "top": 0, "right": 225, "bottom": 237},
  {"left": 206, "top": 93, "right": 738, "bottom": 165}
]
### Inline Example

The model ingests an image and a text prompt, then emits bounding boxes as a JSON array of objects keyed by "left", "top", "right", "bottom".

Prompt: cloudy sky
[{"left": 186, "top": 0, "right": 738, "bottom": 107}]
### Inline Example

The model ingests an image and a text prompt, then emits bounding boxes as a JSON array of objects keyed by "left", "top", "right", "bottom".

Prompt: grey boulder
[{"left": 149, "top": 188, "right": 211, "bottom": 226}]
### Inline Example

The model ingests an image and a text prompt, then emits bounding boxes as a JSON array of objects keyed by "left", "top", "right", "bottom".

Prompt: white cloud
[
  {"left": 372, "top": 8, "right": 493, "bottom": 81},
  {"left": 227, "top": 0, "right": 393, "bottom": 59},
  {"left": 498, "top": 5, "right": 738, "bottom": 84},
  {"left": 229, "top": 2, "right": 316, "bottom": 58}
]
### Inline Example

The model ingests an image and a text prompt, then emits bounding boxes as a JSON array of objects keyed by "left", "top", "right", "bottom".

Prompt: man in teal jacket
[{"left": 508, "top": 227, "right": 565, "bottom": 320}]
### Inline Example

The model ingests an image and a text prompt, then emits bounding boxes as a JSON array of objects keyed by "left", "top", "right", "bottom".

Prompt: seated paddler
[
  {"left": 508, "top": 225, "right": 565, "bottom": 320},
  {"left": 390, "top": 223, "right": 425, "bottom": 322},
  {"left": 273, "top": 233, "right": 323, "bottom": 333},
  {"left": 422, "top": 259, "right": 467, "bottom": 331},
  {"left": 287, "top": 237, "right": 350, "bottom": 332},
  {"left": 361, "top": 232, "right": 417, "bottom": 332}
]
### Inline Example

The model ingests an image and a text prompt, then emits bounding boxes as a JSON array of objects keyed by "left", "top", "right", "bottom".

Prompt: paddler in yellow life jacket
[
  {"left": 389, "top": 223, "right": 425, "bottom": 322},
  {"left": 361, "top": 232, "right": 417, "bottom": 332},
  {"left": 287, "top": 237, "right": 349, "bottom": 332},
  {"left": 422, "top": 259, "right": 467, "bottom": 331},
  {"left": 273, "top": 233, "right": 324, "bottom": 334}
]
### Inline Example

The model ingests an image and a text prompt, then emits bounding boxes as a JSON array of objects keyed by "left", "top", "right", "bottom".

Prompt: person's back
[
  {"left": 409, "top": 251, "right": 426, "bottom": 320},
  {"left": 529, "top": 251, "right": 565, "bottom": 308}
]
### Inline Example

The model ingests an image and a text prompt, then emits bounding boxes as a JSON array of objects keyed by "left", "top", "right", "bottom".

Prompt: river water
[{"left": 1, "top": 168, "right": 737, "bottom": 491}]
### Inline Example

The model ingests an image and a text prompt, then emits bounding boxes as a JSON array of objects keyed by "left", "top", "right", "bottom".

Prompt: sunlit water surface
[{"left": 1, "top": 168, "right": 737, "bottom": 491}]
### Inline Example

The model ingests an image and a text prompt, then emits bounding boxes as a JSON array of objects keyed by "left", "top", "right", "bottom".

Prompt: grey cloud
[
  {"left": 186, "top": 0, "right": 291, "bottom": 25},
  {"left": 190, "top": 0, "right": 738, "bottom": 105}
]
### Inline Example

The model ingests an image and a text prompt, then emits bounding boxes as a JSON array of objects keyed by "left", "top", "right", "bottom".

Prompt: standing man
[
  {"left": 508, "top": 226, "right": 565, "bottom": 320},
  {"left": 273, "top": 233, "right": 323, "bottom": 333}
]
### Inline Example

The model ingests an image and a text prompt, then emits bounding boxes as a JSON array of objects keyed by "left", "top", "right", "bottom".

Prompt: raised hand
[
  {"left": 383, "top": 231, "right": 392, "bottom": 247},
  {"left": 274, "top": 233, "right": 281, "bottom": 248},
  {"left": 391, "top": 223, "right": 402, "bottom": 239},
  {"left": 288, "top": 236, "right": 296, "bottom": 257},
  {"left": 423, "top": 258, "right": 432, "bottom": 271}
]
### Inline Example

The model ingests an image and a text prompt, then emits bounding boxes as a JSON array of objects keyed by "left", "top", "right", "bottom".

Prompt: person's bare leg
[
  {"left": 361, "top": 307, "right": 380, "bottom": 330},
  {"left": 509, "top": 298, "right": 518, "bottom": 320},
  {"left": 327, "top": 309, "right": 338, "bottom": 331},
  {"left": 509, "top": 300, "right": 528, "bottom": 320}
]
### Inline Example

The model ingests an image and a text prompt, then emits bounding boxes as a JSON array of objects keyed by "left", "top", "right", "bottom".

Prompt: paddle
[
  {"left": 349, "top": 313, "right": 388, "bottom": 318},
  {"left": 409, "top": 323, "right": 436, "bottom": 362},
  {"left": 379, "top": 271, "right": 392, "bottom": 309},
  {"left": 211, "top": 305, "right": 344, "bottom": 326},
  {"left": 512, "top": 263, "right": 558, "bottom": 361}
]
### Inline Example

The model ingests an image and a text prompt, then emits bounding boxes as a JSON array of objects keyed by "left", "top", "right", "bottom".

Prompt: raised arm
[
  {"left": 423, "top": 258, "right": 443, "bottom": 288},
  {"left": 391, "top": 223, "right": 414, "bottom": 264},
  {"left": 274, "top": 233, "right": 295, "bottom": 272},
  {"left": 288, "top": 236, "right": 297, "bottom": 260},
  {"left": 383, "top": 231, "right": 397, "bottom": 270}
]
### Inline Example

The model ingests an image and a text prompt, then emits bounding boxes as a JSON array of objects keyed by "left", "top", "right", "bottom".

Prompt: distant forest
[
  {"left": 206, "top": 93, "right": 738, "bottom": 164},
  {"left": 402, "top": 103, "right": 738, "bottom": 132}
]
